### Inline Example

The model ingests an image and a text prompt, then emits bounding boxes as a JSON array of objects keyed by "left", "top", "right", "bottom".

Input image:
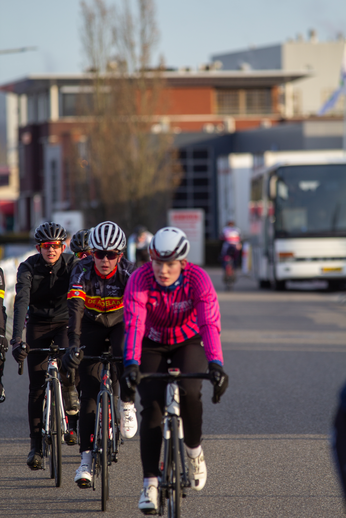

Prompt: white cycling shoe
[
  {"left": 75, "top": 450, "right": 92, "bottom": 488},
  {"left": 120, "top": 401, "right": 138, "bottom": 439},
  {"left": 187, "top": 448, "right": 207, "bottom": 491},
  {"left": 138, "top": 485, "right": 158, "bottom": 515}
]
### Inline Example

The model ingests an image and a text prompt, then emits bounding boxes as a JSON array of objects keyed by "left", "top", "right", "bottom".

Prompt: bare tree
[{"left": 72, "top": 0, "right": 181, "bottom": 233}]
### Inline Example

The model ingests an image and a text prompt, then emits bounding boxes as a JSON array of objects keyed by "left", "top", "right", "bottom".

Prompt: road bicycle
[
  {"left": 19, "top": 341, "right": 69, "bottom": 487},
  {"left": 222, "top": 254, "right": 236, "bottom": 291},
  {"left": 82, "top": 350, "right": 123, "bottom": 512},
  {"left": 140, "top": 369, "right": 211, "bottom": 518}
]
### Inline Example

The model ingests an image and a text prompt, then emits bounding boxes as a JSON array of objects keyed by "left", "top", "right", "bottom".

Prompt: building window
[
  {"left": 216, "top": 90, "right": 241, "bottom": 115},
  {"left": 61, "top": 93, "right": 94, "bottom": 117},
  {"left": 246, "top": 90, "right": 272, "bottom": 115},
  {"left": 216, "top": 89, "right": 272, "bottom": 115}
]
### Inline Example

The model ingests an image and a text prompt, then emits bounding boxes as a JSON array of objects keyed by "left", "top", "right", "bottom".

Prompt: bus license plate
[{"left": 321, "top": 267, "right": 342, "bottom": 273}]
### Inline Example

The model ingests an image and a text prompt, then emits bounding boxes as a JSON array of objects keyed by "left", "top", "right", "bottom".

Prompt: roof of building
[{"left": 0, "top": 69, "right": 311, "bottom": 95}]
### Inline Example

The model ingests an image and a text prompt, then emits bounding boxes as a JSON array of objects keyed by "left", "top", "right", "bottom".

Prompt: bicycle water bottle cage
[{"left": 168, "top": 368, "right": 180, "bottom": 376}]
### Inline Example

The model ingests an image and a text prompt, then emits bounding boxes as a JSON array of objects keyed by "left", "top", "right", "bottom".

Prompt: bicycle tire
[
  {"left": 112, "top": 398, "right": 120, "bottom": 463},
  {"left": 42, "top": 392, "right": 54, "bottom": 479},
  {"left": 101, "top": 391, "right": 109, "bottom": 511},
  {"left": 51, "top": 378, "right": 62, "bottom": 487},
  {"left": 168, "top": 416, "right": 181, "bottom": 518}
]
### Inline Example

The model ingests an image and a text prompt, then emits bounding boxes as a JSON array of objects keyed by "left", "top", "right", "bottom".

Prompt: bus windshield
[{"left": 275, "top": 164, "right": 346, "bottom": 237}]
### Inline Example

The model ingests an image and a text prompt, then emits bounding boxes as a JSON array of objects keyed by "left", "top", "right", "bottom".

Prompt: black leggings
[
  {"left": 26, "top": 322, "right": 70, "bottom": 439},
  {"left": 138, "top": 336, "right": 208, "bottom": 479},
  {"left": 78, "top": 320, "right": 124, "bottom": 453}
]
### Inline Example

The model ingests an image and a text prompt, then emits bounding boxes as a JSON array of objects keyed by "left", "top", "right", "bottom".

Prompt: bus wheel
[
  {"left": 273, "top": 279, "right": 286, "bottom": 291},
  {"left": 328, "top": 280, "right": 342, "bottom": 291},
  {"left": 258, "top": 280, "right": 271, "bottom": 289}
]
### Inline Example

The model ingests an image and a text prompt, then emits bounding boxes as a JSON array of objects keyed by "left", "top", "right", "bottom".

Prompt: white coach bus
[{"left": 250, "top": 151, "right": 346, "bottom": 290}]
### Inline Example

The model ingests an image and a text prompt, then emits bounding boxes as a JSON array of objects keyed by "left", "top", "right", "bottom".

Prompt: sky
[{"left": 0, "top": 0, "right": 345, "bottom": 85}]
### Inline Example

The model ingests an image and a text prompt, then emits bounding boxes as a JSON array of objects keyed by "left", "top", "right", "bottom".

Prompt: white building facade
[{"left": 212, "top": 32, "right": 346, "bottom": 117}]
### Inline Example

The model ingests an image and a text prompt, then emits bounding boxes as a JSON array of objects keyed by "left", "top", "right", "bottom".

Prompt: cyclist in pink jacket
[{"left": 120, "top": 227, "right": 228, "bottom": 515}]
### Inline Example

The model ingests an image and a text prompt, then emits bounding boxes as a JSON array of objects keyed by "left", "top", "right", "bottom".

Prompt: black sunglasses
[{"left": 93, "top": 250, "right": 121, "bottom": 260}]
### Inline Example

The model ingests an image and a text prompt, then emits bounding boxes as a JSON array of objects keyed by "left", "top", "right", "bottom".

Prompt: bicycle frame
[
  {"left": 93, "top": 360, "right": 119, "bottom": 460},
  {"left": 43, "top": 357, "right": 68, "bottom": 441}
]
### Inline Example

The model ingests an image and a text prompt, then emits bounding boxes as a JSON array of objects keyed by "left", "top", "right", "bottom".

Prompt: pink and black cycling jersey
[{"left": 123, "top": 261, "right": 223, "bottom": 366}]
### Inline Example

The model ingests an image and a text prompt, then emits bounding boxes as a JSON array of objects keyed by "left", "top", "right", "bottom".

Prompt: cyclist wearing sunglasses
[
  {"left": 120, "top": 227, "right": 229, "bottom": 514},
  {"left": 62, "top": 220, "right": 137, "bottom": 488},
  {"left": 70, "top": 229, "right": 93, "bottom": 259},
  {"left": 11, "top": 221, "right": 79, "bottom": 470}
]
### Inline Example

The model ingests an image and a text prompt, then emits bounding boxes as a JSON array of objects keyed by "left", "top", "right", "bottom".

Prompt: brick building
[{"left": 0, "top": 68, "right": 308, "bottom": 236}]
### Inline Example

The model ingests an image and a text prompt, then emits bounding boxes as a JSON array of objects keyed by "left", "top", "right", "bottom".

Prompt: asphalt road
[{"left": 1, "top": 269, "right": 346, "bottom": 517}]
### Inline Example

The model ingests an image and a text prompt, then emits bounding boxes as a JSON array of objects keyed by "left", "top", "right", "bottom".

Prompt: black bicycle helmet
[
  {"left": 34, "top": 222, "right": 67, "bottom": 243},
  {"left": 70, "top": 229, "right": 91, "bottom": 253},
  {"left": 89, "top": 221, "right": 126, "bottom": 251}
]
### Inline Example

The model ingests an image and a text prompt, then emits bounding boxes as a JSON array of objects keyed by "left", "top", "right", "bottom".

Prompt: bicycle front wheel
[
  {"left": 168, "top": 416, "right": 181, "bottom": 518},
  {"left": 101, "top": 391, "right": 109, "bottom": 511},
  {"left": 51, "top": 378, "right": 62, "bottom": 487}
]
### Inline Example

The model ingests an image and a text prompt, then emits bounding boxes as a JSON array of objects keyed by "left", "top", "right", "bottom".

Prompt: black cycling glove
[
  {"left": 12, "top": 341, "right": 29, "bottom": 364},
  {"left": 209, "top": 362, "right": 229, "bottom": 404},
  {"left": 62, "top": 346, "right": 84, "bottom": 374},
  {"left": 120, "top": 364, "right": 140, "bottom": 402}
]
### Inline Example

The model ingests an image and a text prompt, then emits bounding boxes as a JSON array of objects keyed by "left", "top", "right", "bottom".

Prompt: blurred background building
[
  {"left": 212, "top": 30, "right": 346, "bottom": 117},
  {"left": 0, "top": 31, "right": 345, "bottom": 239}
]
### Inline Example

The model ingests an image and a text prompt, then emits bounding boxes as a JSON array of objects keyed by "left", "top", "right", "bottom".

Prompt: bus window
[{"left": 274, "top": 164, "right": 346, "bottom": 237}]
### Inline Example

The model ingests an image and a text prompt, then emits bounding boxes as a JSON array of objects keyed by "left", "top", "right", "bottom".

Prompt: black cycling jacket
[
  {"left": 12, "top": 253, "right": 78, "bottom": 340},
  {"left": 67, "top": 255, "right": 135, "bottom": 345}
]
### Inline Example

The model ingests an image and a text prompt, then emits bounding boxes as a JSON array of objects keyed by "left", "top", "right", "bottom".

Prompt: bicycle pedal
[
  {"left": 77, "top": 479, "right": 92, "bottom": 489},
  {"left": 29, "top": 466, "right": 41, "bottom": 471}
]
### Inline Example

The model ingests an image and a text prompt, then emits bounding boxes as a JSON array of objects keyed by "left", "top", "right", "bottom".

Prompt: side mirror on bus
[{"left": 269, "top": 175, "right": 277, "bottom": 200}]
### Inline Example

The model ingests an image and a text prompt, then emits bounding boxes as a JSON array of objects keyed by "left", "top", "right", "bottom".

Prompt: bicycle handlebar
[
  {"left": 17, "top": 343, "right": 69, "bottom": 376},
  {"left": 18, "top": 342, "right": 27, "bottom": 376},
  {"left": 18, "top": 359, "right": 24, "bottom": 376},
  {"left": 27, "top": 347, "right": 69, "bottom": 353},
  {"left": 139, "top": 372, "right": 212, "bottom": 382},
  {"left": 83, "top": 354, "right": 123, "bottom": 363}
]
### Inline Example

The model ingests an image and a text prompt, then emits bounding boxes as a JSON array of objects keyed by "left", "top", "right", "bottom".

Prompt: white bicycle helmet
[
  {"left": 149, "top": 227, "right": 190, "bottom": 261},
  {"left": 89, "top": 221, "right": 126, "bottom": 251}
]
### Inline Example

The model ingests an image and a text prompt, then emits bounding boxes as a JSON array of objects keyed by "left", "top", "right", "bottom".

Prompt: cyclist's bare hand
[{"left": 209, "top": 362, "right": 229, "bottom": 404}]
